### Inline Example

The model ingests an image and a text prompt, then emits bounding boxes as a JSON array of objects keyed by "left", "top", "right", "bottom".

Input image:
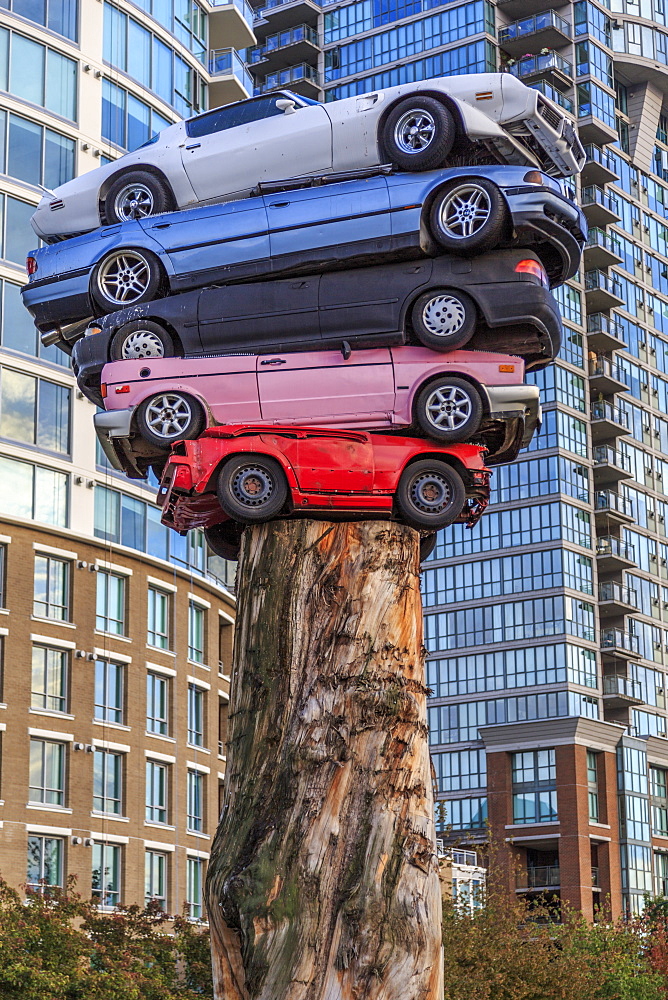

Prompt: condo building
[{"left": 0, "top": 0, "right": 247, "bottom": 912}]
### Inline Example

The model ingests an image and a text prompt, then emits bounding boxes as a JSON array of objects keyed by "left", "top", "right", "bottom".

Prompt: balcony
[
  {"left": 584, "top": 270, "right": 625, "bottom": 312},
  {"left": 596, "top": 535, "right": 636, "bottom": 572},
  {"left": 583, "top": 228, "right": 623, "bottom": 270},
  {"left": 598, "top": 580, "right": 638, "bottom": 617},
  {"left": 209, "top": 0, "right": 256, "bottom": 50},
  {"left": 255, "top": 0, "right": 321, "bottom": 31},
  {"left": 594, "top": 490, "right": 634, "bottom": 527},
  {"left": 590, "top": 401, "right": 630, "bottom": 443},
  {"left": 587, "top": 313, "right": 627, "bottom": 353},
  {"left": 507, "top": 51, "right": 573, "bottom": 89},
  {"left": 208, "top": 48, "right": 253, "bottom": 102},
  {"left": 602, "top": 674, "right": 644, "bottom": 707},
  {"left": 530, "top": 80, "right": 574, "bottom": 114},
  {"left": 601, "top": 628, "right": 641, "bottom": 659},
  {"left": 589, "top": 356, "right": 629, "bottom": 397},
  {"left": 582, "top": 144, "right": 619, "bottom": 185},
  {"left": 592, "top": 445, "right": 633, "bottom": 484},
  {"left": 499, "top": 11, "right": 571, "bottom": 57},
  {"left": 498, "top": 0, "right": 565, "bottom": 19},
  {"left": 516, "top": 865, "right": 561, "bottom": 890},
  {"left": 581, "top": 186, "right": 621, "bottom": 228},
  {"left": 249, "top": 23, "right": 318, "bottom": 69},
  {"left": 259, "top": 61, "right": 320, "bottom": 97}
]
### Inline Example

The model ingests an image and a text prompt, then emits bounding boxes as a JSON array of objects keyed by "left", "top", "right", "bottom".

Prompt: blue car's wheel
[
  {"left": 429, "top": 178, "right": 507, "bottom": 255},
  {"left": 395, "top": 460, "right": 465, "bottom": 530},
  {"left": 92, "top": 249, "right": 163, "bottom": 314},
  {"left": 382, "top": 97, "right": 456, "bottom": 171}
]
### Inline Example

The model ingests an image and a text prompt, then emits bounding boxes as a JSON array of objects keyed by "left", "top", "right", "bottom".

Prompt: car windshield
[{"left": 186, "top": 96, "right": 298, "bottom": 139}]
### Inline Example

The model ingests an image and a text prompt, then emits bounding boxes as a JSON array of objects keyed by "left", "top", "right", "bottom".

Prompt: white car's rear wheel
[
  {"left": 92, "top": 249, "right": 163, "bottom": 313},
  {"left": 382, "top": 97, "right": 456, "bottom": 171},
  {"left": 104, "top": 171, "right": 171, "bottom": 224}
]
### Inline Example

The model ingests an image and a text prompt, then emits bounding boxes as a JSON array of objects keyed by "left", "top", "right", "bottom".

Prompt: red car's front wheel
[
  {"left": 395, "top": 459, "right": 465, "bottom": 530},
  {"left": 217, "top": 455, "right": 289, "bottom": 524}
]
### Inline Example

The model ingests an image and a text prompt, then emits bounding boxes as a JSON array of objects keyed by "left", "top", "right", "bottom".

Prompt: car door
[
  {"left": 265, "top": 175, "right": 391, "bottom": 273},
  {"left": 141, "top": 194, "right": 270, "bottom": 288},
  {"left": 256, "top": 348, "right": 395, "bottom": 425},
  {"left": 196, "top": 276, "right": 321, "bottom": 354},
  {"left": 291, "top": 433, "right": 375, "bottom": 493},
  {"left": 180, "top": 96, "right": 332, "bottom": 202}
]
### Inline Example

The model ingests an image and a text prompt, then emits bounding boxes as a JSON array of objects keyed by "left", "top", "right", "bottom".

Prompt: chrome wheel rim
[
  {"left": 438, "top": 184, "right": 492, "bottom": 239},
  {"left": 231, "top": 466, "right": 275, "bottom": 508},
  {"left": 97, "top": 251, "right": 151, "bottom": 305},
  {"left": 424, "top": 385, "right": 472, "bottom": 431},
  {"left": 113, "top": 183, "right": 155, "bottom": 222},
  {"left": 145, "top": 394, "right": 193, "bottom": 440},
  {"left": 409, "top": 471, "right": 452, "bottom": 515},
  {"left": 120, "top": 329, "right": 165, "bottom": 360},
  {"left": 421, "top": 294, "right": 467, "bottom": 337},
  {"left": 394, "top": 108, "right": 436, "bottom": 154}
]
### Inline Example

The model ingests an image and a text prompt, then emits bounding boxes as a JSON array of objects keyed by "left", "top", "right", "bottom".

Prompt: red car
[{"left": 158, "top": 425, "right": 490, "bottom": 560}]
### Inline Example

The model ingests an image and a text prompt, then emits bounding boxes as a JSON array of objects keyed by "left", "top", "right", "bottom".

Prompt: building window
[
  {"left": 96, "top": 571, "right": 126, "bottom": 635},
  {"left": 188, "top": 601, "right": 205, "bottom": 663},
  {"left": 31, "top": 646, "right": 68, "bottom": 714},
  {"left": 0, "top": 367, "right": 70, "bottom": 455},
  {"left": 0, "top": 29, "right": 77, "bottom": 121},
  {"left": 92, "top": 842, "right": 121, "bottom": 906},
  {"left": 587, "top": 750, "right": 599, "bottom": 823},
  {"left": 94, "top": 659, "right": 124, "bottom": 725},
  {"left": 187, "top": 684, "right": 204, "bottom": 747},
  {"left": 651, "top": 766, "right": 668, "bottom": 837},
  {"left": 27, "top": 834, "right": 63, "bottom": 891},
  {"left": 218, "top": 698, "right": 228, "bottom": 758},
  {"left": 0, "top": 544, "right": 5, "bottom": 607},
  {"left": 29, "top": 738, "right": 65, "bottom": 805},
  {"left": 187, "top": 770, "right": 203, "bottom": 832},
  {"left": 146, "top": 760, "right": 168, "bottom": 824},
  {"left": 511, "top": 749, "right": 557, "bottom": 825},
  {"left": 1, "top": 0, "right": 78, "bottom": 41},
  {"left": 145, "top": 850, "right": 167, "bottom": 908},
  {"left": 147, "top": 586, "right": 170, "bottom": 649},
  {"left": 186, "top": 856, "right": 204, "bottom": 920},
  {"left": 146, "top": 672, "right": 169, "bottom": 736},
  {"left": 102, "top": 78, "right": 174, "bottom": 151},
  {"left": 1, "top": 110, "right": 75, "bottom": 189},
  {"left": 93, "top": 750, "right": 122, "bottom": 815},
  {"left": 33, "top": 555, "right": 70, "bottom": 620},
  {"left": 0, "top": 455, "right": 68, "bottom": 527},
  {"left": 656, "top": 852, "right": 668, "bottom": 896}
]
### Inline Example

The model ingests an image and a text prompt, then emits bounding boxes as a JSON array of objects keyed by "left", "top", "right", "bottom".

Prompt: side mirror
[
  {"left": 276, "top": 98, "right": 297, "bottom": 115},
  {"left": 341, "top": 341, "right": 351, "bottom": 360}
]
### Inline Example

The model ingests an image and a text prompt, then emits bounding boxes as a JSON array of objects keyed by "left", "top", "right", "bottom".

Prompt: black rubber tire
[
  {"left": 217, "top": 455, "right": 289, "bottom": 524},
  {"left": 382, "top": 96, "right": 456, "bottom": 171},
  {"left": 136, "top": 391, "right": 205, "bottom": 450},
  {"left": 411, "top": 288, "right": 477, "bottom": 351},
  {"left": 395, "top": 459, "right": 466, "bottom": 530},
  {"left": 205, "top": 521, "right": 243, "bottom": 561},
  {"left": 414, "top": 376, "right": 483, "bottom": 443},
  {"left": 110, "top": 320, "right": 175, "bottom": 362},
  {"left": 419, "top": 531, "right": 438, "bottom": 562},
  {"left": 104, "top": 170, "right": 171, "bottom": 225},
  {"left": 92, "top": 248, "right": 164, "bottom": 314},
  {"left": 429, "top": 178, "right": 507, "bottom": 255}
]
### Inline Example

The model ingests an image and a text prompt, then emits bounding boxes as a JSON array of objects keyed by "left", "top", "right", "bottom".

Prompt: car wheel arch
[
  {"left": 129, "top": 385, "right": 211, "bottom": 436},
  {"left": 97, "top": 166, "right": 176, "bottom": 225},
  {"left": 218, "top": 448, "right": 300, "bottom": 493},
  {"left": 91, "top": 246, "right": 168, "bottom": 316},
  {"left": 410, "top": 370, "right": 490, "bottom": 424},
  {"left": 403, "top": 284, "right": 478, "bottom": 346},
  {"left": 419, "top": 173, "right": 508, "bottom": 241},
  {"left": 401, "top": 450, "right": 469, "bottom": 488},
  {"left": 107, "top": 317, "right": 185, "bottom": 361},
  {"left": 377, "top": 90, "right": 464, "bottom": 161}
]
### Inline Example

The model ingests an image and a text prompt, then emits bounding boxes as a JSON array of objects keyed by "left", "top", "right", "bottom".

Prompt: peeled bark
[{"left": 206, "top": 519, "right": 442, "bottom": 1000}]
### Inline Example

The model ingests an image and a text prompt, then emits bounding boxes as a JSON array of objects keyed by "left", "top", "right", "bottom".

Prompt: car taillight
[
  {"left": 115, "top": 384, "right": 131, "bottom": 394},
  {"left": 100, "top": 384, "right": 107, "bottom": 398},
  {"left": 515, "top": 259, "right": 549, "bottom": 288},
  {"left": 171, "top": 464, "right": 193, "bottom": 490},
  {"left": 26, "top": 256, "right": 37, "bottom": 276}
]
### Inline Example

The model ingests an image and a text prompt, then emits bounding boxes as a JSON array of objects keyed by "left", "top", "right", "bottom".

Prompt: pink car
[{"left": 95, "top": 346, "right": 540, "bottom": 478}]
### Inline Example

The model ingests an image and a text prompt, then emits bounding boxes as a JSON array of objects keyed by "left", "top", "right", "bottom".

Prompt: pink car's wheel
[
  {"left": 217, "top": 455, "right": 289, "bottom": 524},
  {"left": 395, "top": 460, "right": 465, "bottom": 530},
  {"left": 136, "top": 391, "right": 205, "bottom": 450},
  {"left": 414, "top": 376, "right": 483, "bottom": 443}
]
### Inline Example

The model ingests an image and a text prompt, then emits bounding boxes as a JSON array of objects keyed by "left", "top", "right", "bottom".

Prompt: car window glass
[{"left": 186, "top": 97, "right": 290, "bottom": 138}]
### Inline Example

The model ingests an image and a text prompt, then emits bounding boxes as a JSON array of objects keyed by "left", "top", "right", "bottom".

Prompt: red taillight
[
  {"left": 100, "top": 384, "right": 107, "bottom": 398},
  {"left": 515, "top": 259, "right": 548, "bottom": 287},
  {"left": 26, "top": 256, "right": 37, "bottom": 276},
  {"left": 171, "top": 464, "right": 193, "bottom": 490},
  {"left": 115, "top": 384, "right": 131, "bottom": 394}
]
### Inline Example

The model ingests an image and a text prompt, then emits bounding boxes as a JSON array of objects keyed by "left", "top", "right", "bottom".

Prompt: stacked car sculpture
[{"left": 21, "top": 74, "right": 586, "bottom": 558}]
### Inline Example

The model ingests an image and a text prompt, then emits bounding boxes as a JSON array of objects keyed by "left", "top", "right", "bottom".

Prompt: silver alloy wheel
[
  {"left": 393, "top": 108, "right": 436, "bottom": 154},
  {"left": 231, "top": 465, "right": 276, "bottom": 508},
  {"left": 438, "top": 183, "right": 492, "bottom": 240},
  {"left": 409, "top": 470, "right": 452, "bottom": 514},
  {"left": 97, "top": 251, "right": 151, "bottom": 305},
  {"left": 145, "top": 393, "right": 194, "bottom": 440},
  {"left": 424, "top": 384, "right": 473, "bottom": 431},
  {"left": 113, "top": 183, "right": 155, "bottom": 222},
  {"left": 120, "top": 329, "right": 165, "bottom": 360},
  {"left": 421, "top": 294, "right": 467, "bottom": 337}
]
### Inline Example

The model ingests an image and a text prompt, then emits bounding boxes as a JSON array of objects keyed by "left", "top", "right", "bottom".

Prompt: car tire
[
  {"left": 110, "top": 320, "right": 176, "bottom": 362},
  {"left": 395, "top": 460, "right": 465, "bottom": 530},
  {"left": 104, "top": 171, "right": 171, "bottom": 224},
  {"left": 382, "top": 97, "right": 456, "bottom": 171},
  {"left": 217, "top": 455, "right": 289, "bottom": 524},
  {"left": 411, "top": 289, "right": 476, "bottom": 351},
  {"left": 136, "top": 391, "right": 205, "bottom": 450},
  {"left": 414, "top": 376, "right": 483, "bottom": 442},
  {"left": 92, "top": 249, "right": 164, "bottom": 314},
  {"left": 205, "top": 521, "right": 244, "bottom": 561},
  {"left": 429, "top": 178, "right": 507, "bottom": 254},
  {"left": 419, "top": 531, "right": 438, "bottom": 562}
]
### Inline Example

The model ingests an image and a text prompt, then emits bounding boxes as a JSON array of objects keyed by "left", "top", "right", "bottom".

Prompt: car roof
[{"left": 185, "top": 90, "right": 311, "bottom": 127}]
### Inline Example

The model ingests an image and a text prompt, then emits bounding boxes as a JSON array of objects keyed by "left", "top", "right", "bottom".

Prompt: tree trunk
[{"left": 206, "top": 519, "right": 442, "bottom": 1000}]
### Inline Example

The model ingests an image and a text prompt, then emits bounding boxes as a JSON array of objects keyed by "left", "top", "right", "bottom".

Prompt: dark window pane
[
  {"left": 186, "top": 96, "right": 285, "bottom": 138},
  {"left": 3, "top": 281, "right": 38, "bottom": 355},
  {"left": 8, "top": 114, "right": 41, "bottom": 186},
  {"left": 5, "top": 197, "right": 37, "bottom": 265},
  {"left": 48, "top": 0, "right": 78, "bottom": 40},
  {"left": 44, "top": 129, "right": 75, "bottom": 189},
  {"left": 127, "top": 93, "right": 150, "bottom": 152},
  {"left": 37, "top": 379, "right": 70, "bottom": 454}
]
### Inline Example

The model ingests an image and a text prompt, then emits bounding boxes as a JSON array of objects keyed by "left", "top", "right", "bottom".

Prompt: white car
[{"left": 31, "top": 72, "right": 584, "bottom": 242}]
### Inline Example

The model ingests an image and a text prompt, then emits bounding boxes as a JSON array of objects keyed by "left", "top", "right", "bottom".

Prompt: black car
[{"left": 72, "top": 249, "right": 562, "bottom": 404}]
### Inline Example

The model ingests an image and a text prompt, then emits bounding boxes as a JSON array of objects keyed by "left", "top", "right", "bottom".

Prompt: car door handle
[
  {"left": 269, "top": 201, "right": 290, "bottom": 208},
  {"left": 260, "top": 358, "right": 287, "bottom": 365},
  {"left": 153, "top": 223, "right": 171, "bottom": 229},
  {"left": 185, "top": 142, "right": 201, "bottom": 150}
]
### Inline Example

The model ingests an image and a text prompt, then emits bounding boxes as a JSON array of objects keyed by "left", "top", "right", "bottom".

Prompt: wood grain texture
[{"left": 205, "top": 519, "right": 442, "bottom": 1000}]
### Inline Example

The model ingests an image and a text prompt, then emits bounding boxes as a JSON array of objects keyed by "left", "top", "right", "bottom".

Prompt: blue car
[{"left": 22, "top": 164, "right": 585, "bottom": 335}]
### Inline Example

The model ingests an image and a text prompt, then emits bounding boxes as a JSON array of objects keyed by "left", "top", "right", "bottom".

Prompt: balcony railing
[
  {"left": 601, "top": 629, "right": 640, "bottom": 654},
  {"left": 586, "top": 227, "right": 622, "bottom": 255},
  {"left": 499, "top": 10, "right": 571, "bottom": 45},
  {"left": 210, "top": 0, "right": 255, "bottom": 24},
  {"left": 593, "top": 444, "right": 631, "bottom": 471},
  {"left": 581, "top": 185, "right": 619, "bottom": 214},
  {"left": 250, "top": 22, "right": 318, "bottom": 60},
  {"left": 260, "top": 61, "right": 319, "bottom": 91},
  {"left": 589, "top": 355, "right": 625, "bottom": 381},
  {"left": 585, "top": 269, "right": 623, "bottom": 297},
  {"left": 209, "top": 47, "right": 254, "bottom": 91},
  {"left": 599, "top": 580, "right": 638, "bottom": 607},
  {"left": 590, "top": 400, "right": 630, "bottom": 428},
  {"left": 451, "top": 849, "right": 479, "bottom": 867},
  {"left": 587, "top": 312, "right": 625, "bottom": 341},
  {"left": 259, "top": 0, "right": 320, "bottom": 12},
  {"left": 583, "top": 143, "right": 618, "bottom": 176},
  {"left": 508, "top": 51, "right": 573, "bottom": 81},
  {"left": 516, "top": 865, "right": 561, "bottom": 889},
  {"left": 594, "top": 490, "right": 633, "bottom": 518},
  {"left": 530, "top": 80, "right": 574, "bottom": 113},
  {"left": 603, "top": 674, "right": 643, "bottom": 700},
  {"left": 596, "top": 535, "right": 635, "bottom": 562}
]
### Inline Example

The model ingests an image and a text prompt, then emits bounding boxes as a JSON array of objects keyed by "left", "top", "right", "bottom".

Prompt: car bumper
[
  {"left": 504, "top": 186, "right": 586, "bottom": 285},
  {"left": 480, "top": 384, "right": 541, "bottom": 465},
  {"left": 465, "top": 278, "right": 562, "bottom": 370},
  {"left": 94, "top": 409, "right": 155, "bottom": 480},
  {"left": 21, "top": 273, "right": 92, "bottom": 333},
  {"left": 73, "top": 330, "right": 114, "bottom": 404}
]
